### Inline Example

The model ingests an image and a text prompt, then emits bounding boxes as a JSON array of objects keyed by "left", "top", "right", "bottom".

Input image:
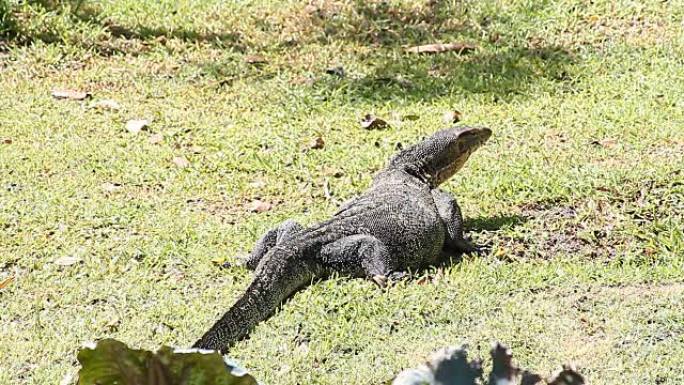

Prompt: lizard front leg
[
  {"left": 242, "top": 219, "right": 303, "bottom": 270},
  {"left": 431, "top": 188, "right": 479, "bottom": 254}
]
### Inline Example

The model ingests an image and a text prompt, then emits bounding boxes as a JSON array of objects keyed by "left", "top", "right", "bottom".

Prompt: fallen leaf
[
  {"left": 361, "top": 114, "right": 390, "bottom": 130},
  {"left": 249, "top": 179, "right": 267, "bottom": 189},
  {"left": 402, "top": 114, "right": 420, "bottom": 121},
  {"left": 489, "top": 32, "right": 502, "bottom": 44},
  {"left": 89, "top": 99, "right": 122, "bottom": 111},
  {"left": 548, "top": 365, "right": 585, "bottom": 385},
  {"left": 2, "top": 138, "right": 11, "bottom": 144},
  {"left": 105, "top": 317, "right": 121, "bottom": 332},
  {"left": 323, "top": 168, "right": 344, "bottom": 178},
  {"left": 172, "top": 156, "right": 190, "bottom": 168},
  {"left": 52, "top": 89, "right": 91, "bottom": 100},
  {"left": 415, "top": 276, "right": 430, "bottom": 285},
  {"left": 148, "top": 133, "right": 163, "bottom": 144},
  {"left": 405, "top": 43, "right": 477, "bottom": 55},
  {"left": 326, "top": 66, "right": 345, "bottom": 77},
  {"left": 244, "top": 55, "right": 267, "bottom": 64},
  {"left": 304, "top": 4, "right": 318, "bottom": 14},
  {"left": 54, "top": 256, "right": 83, "bottom": 266},
  {"left": 125, "top": 119, "right": 150, "bottom": 134},
  {"left": 442, "top": 110, "right": 462, "bottom": 124},
  {"left": 591, "top": 138, "right": 617, "bottom": 148},
  {"left": 101, "top": 182, "right": 122, "bottom": 193},
  {"left": 587, "top": 15, "right": 600, "bottom": 23},
  {"left": 247, "top": 199, "right": 272, "bottom": 213},
  {"left": 0, "top": 276, "right": 14, "bottom": 289},
  {"left": 308, "top": 136, "right": 325, "bottom": 150},
  {"left": 211, "top": 257, "right": 227, "bottom": 266}
]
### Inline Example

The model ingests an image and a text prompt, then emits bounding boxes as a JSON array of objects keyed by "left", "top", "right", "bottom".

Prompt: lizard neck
[{"left": 372, "top": 167, "right": 435, "bottom": 189}]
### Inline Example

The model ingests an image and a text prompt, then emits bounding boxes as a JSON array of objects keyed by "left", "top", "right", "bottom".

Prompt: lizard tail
[{"left": 192, "top": 246, "right": 319, "bottom": 353}]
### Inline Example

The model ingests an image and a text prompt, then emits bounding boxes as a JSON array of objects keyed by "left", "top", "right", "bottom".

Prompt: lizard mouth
[
  {"left": 433, "top": 151, "right": 472, "bottom": 184},
  {"left": 433, "top": 128, "right": 491, "bottom": 185}
]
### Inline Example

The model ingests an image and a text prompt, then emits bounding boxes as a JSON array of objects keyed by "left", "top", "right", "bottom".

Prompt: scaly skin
[{"left": 194, "top": 126, "right": 492, "bottom": 352}]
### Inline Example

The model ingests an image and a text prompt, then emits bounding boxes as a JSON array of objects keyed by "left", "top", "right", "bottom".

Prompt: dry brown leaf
[
  {"left": 89, "top": 99, "right": 122, "bottom": 111},
  {"left": 247, "top": 199, "right": 272, "bottom": 213},
  {"left": 249, "top": 179, "right": 267, "bottom": 189},
  {"left": 325, "top": 66, "right": 345, "bottom": 77},
  {"left": 51, "top": 89, "right": 91, "bottom": 100},
  {"left": 148, "top": 133, "right": 163, "bottom": 144},
  {"left": 405, "top": 43, "right": 477, "bottom": 55},
  {"left": 172, "top": 156, "right": 190, "bottom": 168},
  {"left": 308, "top": 136, "right": 325, "bottom": 150},
  {"left": 2, "top": 138, "right": 11, "bottom": 144},
  {"left": 591, "top": 138, "right": 617, "bottom": 148},
  {"left": 547, "top": 365, "right": 585, "bottom": 385},
  {"left": 443, "top": 110, "right": 462, "bottom": 124},
  {"left": 245, "top": 55, "right": 267, "bottom": 64},
  {"left": 323, "top": 168, "right": 344, "bottom": 178},
  {"left": 361, "top": 114, "right": 390, "bottom": 130},
  {"left": 101, "top": 182, "right": 123, "bottom": 193},
  {"left": 0, "top": 276, "right": 14, "bottom": 289},
  {"left": 125, "top": 119, "right": 150, "bottom": 134},
  {"left": 54, "top": 256, "right": 82, "bottom": 266},
  {"left": 304, "top": 4, "right": 318, "bottom": 14}
]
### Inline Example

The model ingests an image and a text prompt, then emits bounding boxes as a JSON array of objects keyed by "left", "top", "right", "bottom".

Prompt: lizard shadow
[
  {"left": 410, "top": 213, "right": 527, "bottom": 274},
  {"left": 464, "top": 214, "right": 526, "bottom": 232}
]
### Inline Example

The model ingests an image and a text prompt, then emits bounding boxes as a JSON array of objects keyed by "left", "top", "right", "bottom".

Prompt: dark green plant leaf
[{"left": 77, "top": 339, "right": 258, "bottom": 385}]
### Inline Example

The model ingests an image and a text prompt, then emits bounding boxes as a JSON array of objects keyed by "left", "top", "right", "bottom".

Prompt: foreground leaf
[
  {"left": 392, "top": 345, "right": 482, "bottom": 385},
  {"left": 77, "top": 339, "right": 258, "bottom": 385},
  {"left": 392, "top": 342, "right": 584, "bottom": 385}
]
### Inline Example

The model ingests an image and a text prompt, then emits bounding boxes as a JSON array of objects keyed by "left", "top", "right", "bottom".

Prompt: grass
[{"left": 1, "top": 0, "right": 683, "bottom": 383}]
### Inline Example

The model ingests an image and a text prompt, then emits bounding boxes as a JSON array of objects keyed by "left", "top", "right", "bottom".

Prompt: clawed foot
[
  {"left": 234, "top": 254, "right": 256, "bottom": 269},
  {"left": 372, "top": 274, "right": 388, "bottom": 288},
  {"left": 371, "top": 271, "right": 409, "bottom": 288},
  {"left": 455, "top": 238, "right": 488, "bottom": 256}
]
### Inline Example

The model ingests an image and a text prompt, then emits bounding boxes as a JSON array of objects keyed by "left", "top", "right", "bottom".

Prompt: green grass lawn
[{"left": 1, "top": 0, "right": 683, "bottom": 383}]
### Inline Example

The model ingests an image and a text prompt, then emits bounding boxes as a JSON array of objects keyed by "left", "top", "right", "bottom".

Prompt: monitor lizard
[{"left": 194, "top": 126, "right": 492, "bottom": 352}]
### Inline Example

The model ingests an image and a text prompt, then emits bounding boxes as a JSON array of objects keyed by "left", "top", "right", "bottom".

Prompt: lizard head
[{"left": 389, "top": 126, "right": 492, "bottom": 186}]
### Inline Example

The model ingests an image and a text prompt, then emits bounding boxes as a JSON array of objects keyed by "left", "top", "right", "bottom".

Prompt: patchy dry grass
[{"left": 1, "top": 0, "right": 683, "bottom": 384}]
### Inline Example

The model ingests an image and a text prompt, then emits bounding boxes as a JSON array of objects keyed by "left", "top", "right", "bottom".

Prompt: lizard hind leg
[
  {"left": 319, "top": 234, "right": 396, "bottom": 278},
  {"left": 242, "top": 220, "right": 303, "bottom": 270}
]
